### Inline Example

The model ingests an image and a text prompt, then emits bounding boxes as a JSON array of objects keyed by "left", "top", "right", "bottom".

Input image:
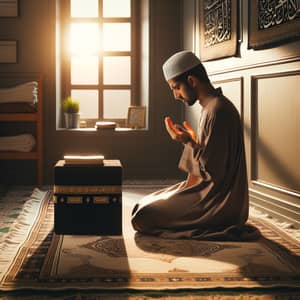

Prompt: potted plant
[{"left": 62, "top": 96, "right": 80, "bottom": 128}]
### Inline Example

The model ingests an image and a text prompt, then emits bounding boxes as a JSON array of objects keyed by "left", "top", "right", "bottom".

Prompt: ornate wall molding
[
  {"left": 207, "top": 54, "right": 300, "bottom": 76},
  {"left": 250, "top": 70, "right": 300, "bottom": 196},
  {"left": 212, "top": 76, "right": 243, "bottom": 120},
  {"left": 249, "top": 188, "right": 300, "bottom": 228}
]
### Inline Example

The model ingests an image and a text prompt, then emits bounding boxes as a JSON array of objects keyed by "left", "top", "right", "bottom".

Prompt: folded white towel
[
  {"left": 0, "top": 82, "right": 38, "bottom": 104},
  {"left": 0, "top": 134, "right": 36, "bottom": 152}
]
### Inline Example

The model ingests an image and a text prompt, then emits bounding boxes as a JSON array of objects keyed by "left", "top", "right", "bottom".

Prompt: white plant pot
[{"left": 64, "top": 113, "right": 80, "bottom": 128}]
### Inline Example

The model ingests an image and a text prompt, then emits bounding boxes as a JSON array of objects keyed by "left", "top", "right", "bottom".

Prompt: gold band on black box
[{"left": 53, "top": 185, "right": 122, "bottom": 195}]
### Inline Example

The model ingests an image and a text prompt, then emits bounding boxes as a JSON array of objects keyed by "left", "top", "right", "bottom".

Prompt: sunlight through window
[
  {"left": 103, "top": 23, "right": 131, "bottom": 52},
  {"left": 103, "top": 56, "right": 131, "bottom": 85},
  {"left": 103, "top": 0, "right": 130, "bottom": 17},
  {"left": 59, "top": 0, "right": 139, "bottom": 127},
  {"left": 71, "top": 0, "right": 98, "bottom": 17},
  {"left": 70, "top": 23, "right": 99, "bottom": 56},
  {"left": 103, "top": 90, "right": 131, "bottom": 119},
  {"left": 71, "top": 90, "right": 99, "bottom": 119},
  {"left": 71, "top": 56, "right": 99, "bottom": 85}
]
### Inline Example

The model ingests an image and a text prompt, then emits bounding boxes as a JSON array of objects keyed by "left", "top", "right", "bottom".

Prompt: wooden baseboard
[{"left": 250, "top": 189, "right": 300, "bottom": 229}]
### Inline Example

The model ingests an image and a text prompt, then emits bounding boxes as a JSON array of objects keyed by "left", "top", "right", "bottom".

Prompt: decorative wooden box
[{"left": 53, "top": 159, "right": 122, "bottom": 235}]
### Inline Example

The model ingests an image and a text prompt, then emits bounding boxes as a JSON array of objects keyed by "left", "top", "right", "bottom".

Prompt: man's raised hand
[
  {"left": 164, "top": 117, "right": 194, "bottom": 144},
  {"left": 164, "top": 116, "right": 177, "bottom": 140},
  {"left": 183, "top": 121, "right": 196, "bottom": 141}
]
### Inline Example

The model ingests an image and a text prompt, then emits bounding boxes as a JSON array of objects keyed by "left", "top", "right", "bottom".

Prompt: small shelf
[
  {"left": 0, "top": 151, "right": 38, "bottom": 160},
  {"left": 0, "top": 79, "right": 43, "bottom": 185},
  {"left": 0, "top": 113, "right": 37, "bottom": 121}
]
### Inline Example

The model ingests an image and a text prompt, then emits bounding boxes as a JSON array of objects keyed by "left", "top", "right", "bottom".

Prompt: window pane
[
  {"left": 103, "top": 56, "right": 130, "bottom": 85},
  {"left": 70, "top": 23, "right": 99, "bottom": 55},
  {"left": 103, "top": 23, "right": 131, "bottom": 51},
  {"left": 71, "top": 56, "right": 99, "bottom": 85},
  {"left": 103, "top": 90, "right": 130, "bottom": 118},
  {"left": 71, "top": 90, "right": 99, "bottom": 119},
  {"left": 103, "top": 0, "right": 130, "bottom": 17},
  {"left": 71, "top": 0, "right": 98, "bottom": 18}
]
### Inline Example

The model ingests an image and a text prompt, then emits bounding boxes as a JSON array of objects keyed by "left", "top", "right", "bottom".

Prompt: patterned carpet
[
  {"left": 0, "top": 186, "right": 299, "bottom": 299},
  {"left": 1, "top": 290, "right": 300, "bottom": 300},
  {"left": 0, "top": 187, "right": 33, "bottom": 239}
]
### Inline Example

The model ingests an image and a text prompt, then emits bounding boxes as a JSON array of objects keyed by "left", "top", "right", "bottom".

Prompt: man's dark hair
[{"left": 173, "top": 64, "right": 210, "bottom": 84}]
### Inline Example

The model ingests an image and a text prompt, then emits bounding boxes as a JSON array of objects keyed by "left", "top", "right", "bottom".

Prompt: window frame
[{"left": 58, "top": 0, "right": 140, "bottom": 128}]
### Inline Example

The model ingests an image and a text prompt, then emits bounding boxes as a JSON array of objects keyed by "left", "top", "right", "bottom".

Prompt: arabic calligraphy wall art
[
  {"left": 249, "top": 0, "right": 300, "bottom": 49},
  {"left": 199, "top": 0, "right": 239, "bottom": 61}
]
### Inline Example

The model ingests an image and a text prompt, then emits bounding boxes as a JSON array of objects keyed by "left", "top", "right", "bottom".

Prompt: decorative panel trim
[
  {"left": 208, "top": 55, "right": 300, "bottom": 76},
  {"left": 0, "top": 40, "right": 17, "bottom": 63},
  {"left": 213, "top": 76, "right": 243, "bottom": 122},
  {"left": 0, "top": 0, "right": 18, "bottom": 17},
  {"left": 250, "top": 70, "right": 300, "bottom": 196},
  {"left": 252, "top": 180, "right": 300, "bottom": 199},
  {"left": 250, "top": 188, "right": 300, "bottom": 228}
]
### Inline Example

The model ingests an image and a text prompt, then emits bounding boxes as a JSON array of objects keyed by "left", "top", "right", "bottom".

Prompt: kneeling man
[{"left": 131, "top": 51, "right": 251, "bottom": 240}]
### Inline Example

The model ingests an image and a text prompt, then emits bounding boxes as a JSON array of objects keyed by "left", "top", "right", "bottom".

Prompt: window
[{"left": 57, "top": 0, "right": 142, "bottom": 128}]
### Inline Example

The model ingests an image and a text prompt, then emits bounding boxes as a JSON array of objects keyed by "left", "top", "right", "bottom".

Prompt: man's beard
[
  {"left": 179, "top": 84, "right": 197, "bottom": 106},
  {"left": 186, "top": 89, "right": 197, "bottom": 106}
]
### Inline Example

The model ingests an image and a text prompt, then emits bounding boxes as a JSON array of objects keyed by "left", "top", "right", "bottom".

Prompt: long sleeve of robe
[{"left": 131, "top": 88, "right": 257, "bottom": 240}]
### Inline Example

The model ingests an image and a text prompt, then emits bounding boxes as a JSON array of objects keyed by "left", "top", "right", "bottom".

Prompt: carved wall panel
[
  {"left": 249, "top": 0, "right": 300, "bottom": 49},
  {"left": 251, "top": 72, "right": 300, "bottom": 194},
  {"left": 199, "top": 0, "right": 238, "bottom": 61},
  {"left": 213, "top": 77, "right": 243, "bottom": 116}
]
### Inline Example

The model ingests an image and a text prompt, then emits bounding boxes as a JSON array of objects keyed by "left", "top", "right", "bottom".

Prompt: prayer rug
[
  {"left": 1, "top": 290, "right": 300, "bottom": 300},
  {"left": 0, "top": 187, "right": 299, "bottom": 292},
  {"left": 0, "top": 187, "right": 34, "bottom": 239}
]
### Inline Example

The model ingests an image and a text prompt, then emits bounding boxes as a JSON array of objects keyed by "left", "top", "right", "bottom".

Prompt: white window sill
[{"left": 56, "top": 127, "right": 148, "bottom": 133}]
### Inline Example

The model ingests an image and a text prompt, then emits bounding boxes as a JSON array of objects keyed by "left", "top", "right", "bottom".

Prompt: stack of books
[
  {"left": 63, "top": 155, "right": 104, "bottom": 165},
  {"left": 95, "top": 121, "right": 116, "bottom": 130}
]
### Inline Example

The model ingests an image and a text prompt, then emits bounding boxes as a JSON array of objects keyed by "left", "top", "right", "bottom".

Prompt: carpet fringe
[
  {"left": 0, "top": 188, "right": 47, "bottom": 280},
  {"left": 249, "top": 206, "right": 300, "bottom": 241}
]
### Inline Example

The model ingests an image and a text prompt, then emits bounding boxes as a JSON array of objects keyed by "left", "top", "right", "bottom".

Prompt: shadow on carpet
[{"left": 0, "top": 187, "right": 299, "bottom": 296}]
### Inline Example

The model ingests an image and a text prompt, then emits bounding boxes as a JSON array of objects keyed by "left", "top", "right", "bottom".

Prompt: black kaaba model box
[{"left": 53, "top": 159, "right": 122, "bottom": 235}]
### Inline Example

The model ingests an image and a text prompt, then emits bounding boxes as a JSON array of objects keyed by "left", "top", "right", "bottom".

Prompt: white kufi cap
[{"left": 162, "top": 50, "right": 201, "bottom": 81}]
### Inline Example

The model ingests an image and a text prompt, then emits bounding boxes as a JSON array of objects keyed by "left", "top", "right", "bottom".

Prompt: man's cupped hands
[{"left": 164, "top": 116, "right": 196, "bottom": 144}]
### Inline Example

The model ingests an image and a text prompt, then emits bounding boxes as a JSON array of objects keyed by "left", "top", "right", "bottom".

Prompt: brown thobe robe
[{"left": 131, "top": 88, "right": 253, "bottom": 240}]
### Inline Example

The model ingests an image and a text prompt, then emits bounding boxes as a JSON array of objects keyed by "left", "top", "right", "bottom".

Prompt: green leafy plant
[{"left": 62, "top": 96, "right": 79, "bottom": 113}]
